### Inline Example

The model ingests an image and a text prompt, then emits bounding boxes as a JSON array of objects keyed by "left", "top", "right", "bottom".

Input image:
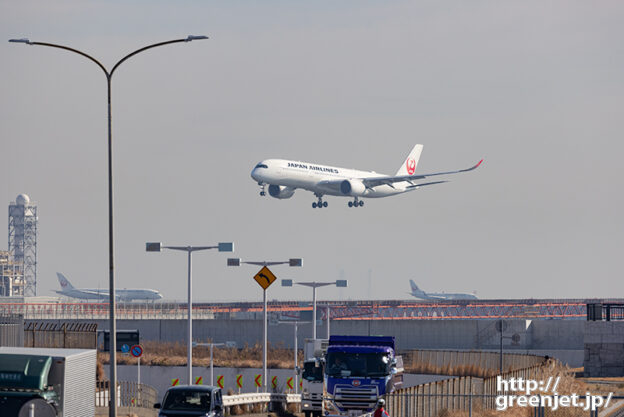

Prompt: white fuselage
[
  {"left": 56, "top": 288, "right": 163, "bottom": 302},
  {"left": 251, "top": 159, "right": 406, "bottom": 198}
]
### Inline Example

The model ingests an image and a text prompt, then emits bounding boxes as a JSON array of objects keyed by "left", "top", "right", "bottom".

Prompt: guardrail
[{"left": 223, "top": 392, "right": 301, "bottom": 406}]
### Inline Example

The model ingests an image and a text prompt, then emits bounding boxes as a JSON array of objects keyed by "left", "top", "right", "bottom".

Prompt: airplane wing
[
  {"left": 361, "top": 159, "right": 483, "bottom": 189},
  {"left": 316, "top": 160, "right": 482, "bottom": 191}
]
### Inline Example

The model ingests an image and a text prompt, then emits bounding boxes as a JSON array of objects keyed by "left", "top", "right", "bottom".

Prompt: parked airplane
[
  {"left": 250, "top": 144, "right": 482, "bottom": 208},
  {"left": 409, "top": 280, "right": 478, "bottom": 300},
  {"left": 54, "top": 273, "right": 163, "bottom": 302}
]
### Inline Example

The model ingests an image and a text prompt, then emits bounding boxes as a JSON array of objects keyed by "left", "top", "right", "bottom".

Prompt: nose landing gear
[{"left": 258, "top": 182, "right": 266, "bottom": 196}]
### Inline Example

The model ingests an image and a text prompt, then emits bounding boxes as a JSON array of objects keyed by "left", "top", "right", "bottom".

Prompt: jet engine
[
  {"left": 340, "top": 179, "right": 366, "bottom": 196},
  {"left": 268, "top": 185, "right": 296, "bottom": 199}
]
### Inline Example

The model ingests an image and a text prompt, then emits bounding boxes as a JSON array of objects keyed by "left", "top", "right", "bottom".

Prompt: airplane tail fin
[
  {"left": 396, "top": 144, "right": 424, "bottom": 176},
  {"left": 56, "top": 273, "right": 74, "bottom": 290},
  {"left": 409, "top": 280, "right": 421, "bottom": 292}
]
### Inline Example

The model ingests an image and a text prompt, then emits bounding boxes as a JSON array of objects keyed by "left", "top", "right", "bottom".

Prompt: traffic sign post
[
  {"left": 236, "top": 374, "right": 243, "bottom": 393},
  {"left": 254, "top": 266, "right": 276, "bottom": 391},
  {"left": 130, "top": 345, "right": 143, "bottom": 385}
]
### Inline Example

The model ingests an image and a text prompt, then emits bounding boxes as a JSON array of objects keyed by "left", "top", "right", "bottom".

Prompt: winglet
[{"left": 461, "top": 159, "right": 483, "bottom": 172}]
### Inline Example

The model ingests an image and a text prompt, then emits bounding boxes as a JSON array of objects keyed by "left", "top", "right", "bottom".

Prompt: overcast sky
[{"left": 1, "top": 1, "right": 622, "bottom": 302}]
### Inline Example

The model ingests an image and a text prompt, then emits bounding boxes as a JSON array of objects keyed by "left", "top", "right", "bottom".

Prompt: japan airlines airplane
[
  {"left": 250, "top": 144, "right": 482, "bottom": 208},
  {"left": 54, "top": 273, "right": 163, "bottom": 302}
]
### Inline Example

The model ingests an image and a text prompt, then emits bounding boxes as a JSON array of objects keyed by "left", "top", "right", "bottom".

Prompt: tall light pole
[
  {"left": 9, "top": 35, "right": 208, "bottom": 417},
  {"left": 147, "top": 242, "right": 233, "bottom": 385},
  {"left": 317, "top": 304, "right": 334, "bottom": 339},
  {"left": 281, "top": 280, "right": 347, "bottom": 339},
  {"left": 278, "top": 320, "right": 310, "bottom": 394},
  {"left": 227, "top": 257, "right": 302, "bottom": 390}
]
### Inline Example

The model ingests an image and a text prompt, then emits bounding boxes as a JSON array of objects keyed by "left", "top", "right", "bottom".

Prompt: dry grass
[
  {"left": 436, "top": 363, "right": 624, "bottom": 417},
  {"left": 405, "top": 361, "right": 501, "bottom": 378},
  {"left": 98, "top": 340, "right": 303, "bottom": 368}
]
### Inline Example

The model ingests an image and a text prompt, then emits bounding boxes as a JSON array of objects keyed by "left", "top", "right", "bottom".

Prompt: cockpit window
[{"left": 255, "top": 163, "right": 268, "bottom": 169}]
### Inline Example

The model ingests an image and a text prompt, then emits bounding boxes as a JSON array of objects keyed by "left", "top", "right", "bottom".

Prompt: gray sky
[{"left": 1, "top": 1, "right": 623, "bottom": 302}]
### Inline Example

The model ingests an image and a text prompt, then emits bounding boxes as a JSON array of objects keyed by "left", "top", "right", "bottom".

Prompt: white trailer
[{"left": 0, "top": 347, "right": 96, "bottom": 417}]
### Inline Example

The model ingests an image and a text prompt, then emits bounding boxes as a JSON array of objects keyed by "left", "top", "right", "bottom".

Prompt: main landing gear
[
  {"left": 258, "top": 182, "right": 266, "bottom": 196},
  {"left": 348, "top": 198, "right": 364, "bottom": 208},
  {"left": 312, "top": 194, "right": 328, "bottom": 208}
]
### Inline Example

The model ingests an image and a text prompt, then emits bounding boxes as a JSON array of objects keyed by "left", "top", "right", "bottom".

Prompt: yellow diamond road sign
[{"left": 254, "top": 266, "right": 276, "bottom": 290}]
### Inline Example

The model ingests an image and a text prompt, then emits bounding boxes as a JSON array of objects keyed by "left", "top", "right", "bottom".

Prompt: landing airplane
[
  {"left": 54, "top": 273, "right": 163, "bottom": 302},
  {"left": 251, "top": 144, "right": 482, "bottom": 208},
  {"left": 409, "top": 280, "right": 478, "bottom": 300}
]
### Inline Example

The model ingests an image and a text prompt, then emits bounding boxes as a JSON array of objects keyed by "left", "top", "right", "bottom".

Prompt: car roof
[{"left": 165, "top": 385, "right": 219, "bottom": 393}]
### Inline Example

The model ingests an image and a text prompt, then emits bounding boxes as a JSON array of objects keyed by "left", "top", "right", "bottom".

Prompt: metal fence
[
  {"left": 24, "top": 321, "right": 97, "bottom": 348},
  {"left": 95, "top": 381, "right": 158, "bottom": 408},
  {"left": 387, "top": 364, "right": 547, "bottom": 417},
  {"left": 0, "top": 314, "right": 23, "bottom": 346}
]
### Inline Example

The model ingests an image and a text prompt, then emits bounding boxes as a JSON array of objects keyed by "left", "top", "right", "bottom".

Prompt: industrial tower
[{"left": 8, "top": 194, "right": 38, "bottom": 296}]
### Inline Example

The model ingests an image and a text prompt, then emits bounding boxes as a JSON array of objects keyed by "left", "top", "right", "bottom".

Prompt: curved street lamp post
[{"left": 9, "top": 35, "right": 208, "bottom": 417}]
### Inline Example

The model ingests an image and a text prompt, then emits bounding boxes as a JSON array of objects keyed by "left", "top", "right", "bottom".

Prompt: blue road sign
[
  {"left": 121, "top": 344, "right": 130, "bottom": 353},
  {"left": 131, "top": 344, "right": 143, "bottom": 358}
]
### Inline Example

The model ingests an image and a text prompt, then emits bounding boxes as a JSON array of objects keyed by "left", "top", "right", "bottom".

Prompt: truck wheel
[{"left": 304, "top": 412, "right": 311, "bottom": 417}]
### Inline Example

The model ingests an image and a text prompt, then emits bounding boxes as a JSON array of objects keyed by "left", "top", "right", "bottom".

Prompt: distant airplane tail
[
  {"left": 396, "top": 144, "right": 424, "bottom": 176},
  {"left": 409, "top": 279, "right": 425, "bottom": 296},
  {"left": 56, "top": 273, "right": 74, "bottom": 290}
]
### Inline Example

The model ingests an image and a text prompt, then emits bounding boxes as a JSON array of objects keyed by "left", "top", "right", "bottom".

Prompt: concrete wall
[
  {"left": 584, "top": 321, "right": 624, "bottom": 376},
  {"left": 528, "top": 319, "right": 585, "bottom": 349},
  {"left": 33, "top": 317, "right": 584, "bottom": 365},
  {"left": 89, "top": 318, "right": 584, "bottom": 351}
]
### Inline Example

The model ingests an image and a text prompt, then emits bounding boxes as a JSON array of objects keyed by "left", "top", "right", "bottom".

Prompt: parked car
[{"left": 154, "top": 385, "right": 224, "bottom": 417}]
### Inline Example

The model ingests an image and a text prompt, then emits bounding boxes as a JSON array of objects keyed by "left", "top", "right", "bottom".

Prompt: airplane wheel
[
  {"left": 359, "top": 200, "right": 364, "bottom": 207},
  {"left": 317, "top": 202, "right": 323, "bottom": 208},
  {"left": 348, "top": 201, "right": 353, "bottom": 207},
  {"left": 312, "top": 202, "right": 317, "bottom": 208},
  {"left": 260, "top": 191, "right": 265, "bottom": 196},
  {"left": 323, "top": 201, "right": 328, "bottom": 208}
]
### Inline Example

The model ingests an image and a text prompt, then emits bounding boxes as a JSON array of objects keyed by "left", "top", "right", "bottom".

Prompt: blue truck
[{"left": 323, "top": 335, "right": 403, "bottom": 416}]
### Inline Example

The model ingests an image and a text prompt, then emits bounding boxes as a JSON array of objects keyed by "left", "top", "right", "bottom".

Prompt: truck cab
[
  {"left": 324, "top": 336, "right": 403, "bottom": 416},
  {"left": 154, "top": 385, "right": 224, "bottom": 417},
  {"left": 301, "top": 359, "right": 324, "bottom": 417}
]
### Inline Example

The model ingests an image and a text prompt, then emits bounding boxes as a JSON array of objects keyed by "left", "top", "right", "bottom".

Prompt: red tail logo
[{"left": 406, "top": 158, "right": 416, "bottom": 175}]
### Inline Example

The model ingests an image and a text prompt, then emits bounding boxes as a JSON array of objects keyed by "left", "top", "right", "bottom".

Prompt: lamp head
[
  {"left": 146, "top": 242, "right": 162, "bottom": 252},
  {"left": 185, "top": 35, "right": 209, "bottom": 42},
  {"left": 227, "top": 258, "right": 241, "bottom": 267},
  {"left": 217, "top": 242, "right": 234, "bottom": 252},
  {"left": 9, "top": 38, "right": 32, "bottom": 45}
]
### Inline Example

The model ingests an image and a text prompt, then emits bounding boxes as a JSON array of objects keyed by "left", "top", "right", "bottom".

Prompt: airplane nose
[{"left": 251, "top": 168, "right": 259, "bottom": 181}]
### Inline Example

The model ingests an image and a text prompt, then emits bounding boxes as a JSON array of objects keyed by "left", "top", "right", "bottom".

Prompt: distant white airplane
[
  {"left": 409, "top": 280, "right": 478, "bottom": 300},
  {"left": 251, "top": 144, "right": 482, "bottom": 208},
  {"left": 54, "top": 273, "right": 163, "bottom": 302}
]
